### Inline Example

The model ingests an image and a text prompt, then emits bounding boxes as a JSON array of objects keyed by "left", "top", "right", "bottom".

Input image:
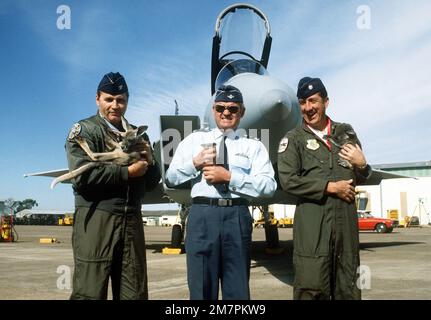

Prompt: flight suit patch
[
  {"left": 278, "top": 137, "right": 289, "bottom": 153},
  {"left": 68, "top": 123, "right": 81, "bottom": 141},
  {"left": 306, "top": 139, "right": 319, "bottom": 151}
]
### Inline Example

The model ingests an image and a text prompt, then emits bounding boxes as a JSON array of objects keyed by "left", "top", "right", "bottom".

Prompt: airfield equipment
[
  {"left": 0, "top": 215, "right": 17, "bottom": 242},
  {"left": 58, "top": 214, "right": 74, "bottom": 226}
]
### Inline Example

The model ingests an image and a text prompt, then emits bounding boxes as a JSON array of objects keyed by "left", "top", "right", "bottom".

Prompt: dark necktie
[
  {"left": 222, "top": 136, "right": 229, "bottom": 171},
  {"left": 221, "top": 136, "right": 229, "bottom": 193}
]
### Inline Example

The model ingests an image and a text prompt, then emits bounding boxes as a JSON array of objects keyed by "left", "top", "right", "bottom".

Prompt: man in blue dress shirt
[{"left": 166, "top": 85, "right": 277, "bottom": 300}]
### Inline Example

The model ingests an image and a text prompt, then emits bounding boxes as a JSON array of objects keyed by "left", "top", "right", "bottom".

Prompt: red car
[{"left": 357, "top": 212, "right": 398, "bottom": 233}]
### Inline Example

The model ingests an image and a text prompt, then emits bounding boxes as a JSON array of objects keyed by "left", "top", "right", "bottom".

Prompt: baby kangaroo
[
  {"left": 51, "top": 117, "right": 149, "bottom": 189},
  {"left": 324, "top": 123, "right": 360, "bottom": 169}
]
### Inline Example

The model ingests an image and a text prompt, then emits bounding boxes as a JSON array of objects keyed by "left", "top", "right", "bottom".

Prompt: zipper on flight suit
[
  {"left": 329, "top": 150, "right": 333, "bottom": 169},
  {"left": 124, "top": 185, "right": 130, "bottom": 215},
  {"left": 120, "top": 185, "right": 130, "bottom": 253},
  {"left": 329, "top": 131, "right": 337, "bottom": 298}
]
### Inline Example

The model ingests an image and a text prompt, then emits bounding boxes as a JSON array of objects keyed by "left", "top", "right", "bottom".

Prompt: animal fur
[
  {"left": 51, "top": 117, "right": 148, "bottom": 189},
  {"left": 324, "top": 123, "right": 360, "bottom": 169}
]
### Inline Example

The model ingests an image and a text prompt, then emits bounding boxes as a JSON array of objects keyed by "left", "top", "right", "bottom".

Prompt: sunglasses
[{"left": 214, "top": 105, "right": 240, "bottom": 114}]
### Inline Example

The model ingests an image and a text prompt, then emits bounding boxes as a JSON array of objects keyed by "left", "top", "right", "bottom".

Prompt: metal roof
[
  {"left": 371, "top": 161, "right": 431, "bottom": 178},
  {"left": 372, "top": 160, "right": 431, "bottom": 170}
]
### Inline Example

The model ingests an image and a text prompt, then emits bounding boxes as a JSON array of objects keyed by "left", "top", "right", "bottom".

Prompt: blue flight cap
[
  {"left": 214, "top": 85, "right": 243, "bottom": 103},
  {"left": 297, "top": 77, "right": 327, "bottom": 99},
  {"left": 97, "top": 72, "right": 128, "bottom": 95}
]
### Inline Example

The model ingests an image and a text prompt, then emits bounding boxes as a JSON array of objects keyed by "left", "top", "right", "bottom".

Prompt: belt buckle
[{"left": 217, "top": 198, "right": 232, "bottom": 207}]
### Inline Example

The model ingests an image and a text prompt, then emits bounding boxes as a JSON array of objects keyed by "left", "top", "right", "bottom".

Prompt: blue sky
[{"left": 1, "top": 0, "right": 430, "bottom": 211}]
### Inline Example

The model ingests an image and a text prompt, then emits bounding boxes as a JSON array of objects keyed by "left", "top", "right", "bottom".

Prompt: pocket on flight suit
[
  {"left": 293, "top": 254, "right": 332, "bottom": 298},
  {"left": 302, "top": 147, "right": 329, "bottom": 174},
  {"left": 293, "top": 204, "right": 330, "bottom": 257},
  {"left": 73, "top": 207, "right": 121, "bottom": 262}
]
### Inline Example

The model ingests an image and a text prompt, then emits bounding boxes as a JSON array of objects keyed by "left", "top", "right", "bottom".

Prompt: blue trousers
[{"left": 185, "top": 204, "right": 253, "bottom": 300}]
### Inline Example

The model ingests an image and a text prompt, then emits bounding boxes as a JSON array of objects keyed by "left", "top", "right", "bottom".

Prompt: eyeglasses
[{"left": 214, "top": 105, "right": 240, "bottom": 114}]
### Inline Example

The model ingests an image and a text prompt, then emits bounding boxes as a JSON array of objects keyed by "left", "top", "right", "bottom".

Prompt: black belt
[{"left": 192, "top": 197, "right": 249, "bottom": 207}]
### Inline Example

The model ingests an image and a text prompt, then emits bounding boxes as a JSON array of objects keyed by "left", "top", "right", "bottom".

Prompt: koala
[
  {"left": 51, "top": 117, "right": 149, "bottom": 189},
  {"left": 324, "top": 123, "right": 360, "bottom": 169}
]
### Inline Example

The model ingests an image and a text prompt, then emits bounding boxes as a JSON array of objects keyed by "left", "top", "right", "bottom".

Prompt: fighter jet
[{"left": 155, "top": 3, "right": 406, "bottom": 211}]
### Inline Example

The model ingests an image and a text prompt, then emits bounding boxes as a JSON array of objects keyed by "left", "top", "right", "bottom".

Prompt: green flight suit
[
  {"left": 66, "top": 113, "right": 161, "bottom": 300},
  {"left": 277, "top": 121, "right": 371, "bottom": 300}
]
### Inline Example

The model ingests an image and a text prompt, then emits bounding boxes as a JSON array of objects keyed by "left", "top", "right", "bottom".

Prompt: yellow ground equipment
[
  {"left": 162, "top": 247, "right": 182, "bottom": 255},
  {"left": 277, "top": 217, "right": 294, "bottom": 228},
  {"left": 162, "top": 223, "right": 184, "bottom": 255},
  {"left": 58, "top": 215, "right": 74, "bottom": 226},
  {"left": 39, "top": 238, "right": 58, "bottom": 244},
  {"left": 253, "top": 211, "right": 278, "bottom": 228},
  {"left": 387, "top": 209, "right": 399, "bottom": 220},
  {"left": 403, "top": 216, "right": 420, "bottom": 228},
  {"left": 0, "top": 215, "right": 17, "bottom": 242}
]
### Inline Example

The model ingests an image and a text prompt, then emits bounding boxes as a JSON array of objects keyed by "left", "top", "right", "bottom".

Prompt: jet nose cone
[{"left": 259, "top": 89, "right": 292, "bottom": 121}]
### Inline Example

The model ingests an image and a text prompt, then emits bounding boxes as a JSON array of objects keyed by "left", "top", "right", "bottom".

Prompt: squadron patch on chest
[
  {"left": 306, "top": 139, "right": 320, "bottom": 151},
  {"left": 68, "top": 123, "right": 81, "bottom": 141},
  {"left": 278, "top": 137, "right": 289, "bottom": 153}
]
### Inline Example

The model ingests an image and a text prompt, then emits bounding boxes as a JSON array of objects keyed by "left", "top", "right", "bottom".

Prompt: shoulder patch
[
  {"left": 278, "top": 137, "right": 289, "bottom": 153},
  {"left": 68, "top": 123, "right": 81, "bottom": 141}
]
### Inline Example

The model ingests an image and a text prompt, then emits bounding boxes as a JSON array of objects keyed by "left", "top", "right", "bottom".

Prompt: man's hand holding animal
[
  {"left": 339, "top": 143, "right": 367, "bottom": 169},
  {"left": 128, "top": 159, "right": 149, "bottom": 178},
  {"left": 140, "top": 141, "right": 153, "bottom": 164}
]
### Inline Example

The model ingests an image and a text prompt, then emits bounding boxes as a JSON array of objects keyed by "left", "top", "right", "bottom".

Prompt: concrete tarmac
[{"left": 0, "top": 225, "right": 430, "bottom": 300}]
